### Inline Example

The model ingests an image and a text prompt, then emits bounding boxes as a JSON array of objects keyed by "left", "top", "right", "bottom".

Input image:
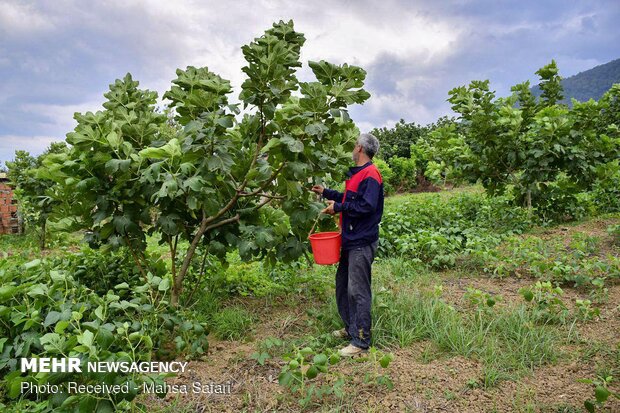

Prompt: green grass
[
  {"left": 307, "top": 268, "right": 560, "bottom": 387},
  {"left": 210, "top": 306, "right": 255, "bottom": 341},
  {"left": 383, "top": 184, "right": 485, "bottom": 207}
]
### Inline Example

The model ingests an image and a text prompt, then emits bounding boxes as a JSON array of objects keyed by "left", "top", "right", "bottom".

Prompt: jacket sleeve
[
  {"left": 333, "top": 177, "right": 380, "bottom": 218},
  {"left": 322, "top": 188, "right": 344, "bottom": 201}
]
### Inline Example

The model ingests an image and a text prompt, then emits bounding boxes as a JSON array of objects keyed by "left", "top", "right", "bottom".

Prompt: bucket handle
[{"left": 308, "top": 211, "right": 341, "bottom": 239}]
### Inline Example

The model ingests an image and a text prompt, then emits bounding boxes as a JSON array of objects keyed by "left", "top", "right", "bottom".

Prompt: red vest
[{"left": 340, "top": 164, "right": 382, "bottom": 227}]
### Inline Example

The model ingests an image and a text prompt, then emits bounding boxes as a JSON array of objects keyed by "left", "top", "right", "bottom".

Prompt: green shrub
[
  {"left": 485, "top": 233, "right": 619, "bottom": 294},
  {"left": 387, "top": 156, "right": 417, "bottom": 192},
  {"left": 531, "top": 175, "right": 596, "bottom": 223},
  {"left": 0, "top": 256, "right": 208, "bottom": 412},
  {"left": 373, "top": 158, "right": 394, "bottom": 195},
  {"left": 204, "top": 252, "right": 300, "bottom": 298},
  {"left": 591, "top": 161, "right": 620, "bottom": 213},
  {"left": 63, "top": 247, "right": 168, "bottom": 295},
  {"left": 379, "top": 191, "right": 532, "bottom": 268}
]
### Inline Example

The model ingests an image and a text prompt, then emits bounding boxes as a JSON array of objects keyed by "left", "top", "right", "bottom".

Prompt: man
[{"left": 311, "top": 133, "right": 384, "bottom": 357}]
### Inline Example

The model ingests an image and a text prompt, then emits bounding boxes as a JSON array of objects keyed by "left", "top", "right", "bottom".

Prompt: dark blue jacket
[{"left": 323, "top": 162, "right": 384, "bottom": 250}]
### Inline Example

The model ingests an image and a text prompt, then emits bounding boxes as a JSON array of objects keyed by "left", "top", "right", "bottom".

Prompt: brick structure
[{"left": 0, "top": 173, "right": 21, "bottom": 235}]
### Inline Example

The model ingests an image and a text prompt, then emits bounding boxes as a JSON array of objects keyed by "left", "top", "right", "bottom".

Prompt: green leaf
[
  {"left": 106, "top": 131, "right": 120, "bottom": 148},
  {"left": 105, "top": 159, "right": 131, "bottom": 174},
  {"left": 521, "top": 289, "right": 534, "bottom": 302},
  {"left": 329, "top": 354, "right": 340, "bottom": 365},
  {"left": 595, "top": 385, "right": 610, "bottom": 403},
  {"left": 216, "top": 116, "right": 233, "bottom": 128},
  {"left": 79, "top": 396, "right": 98, "bottom": 412},
  {"left": 278, "top": 371, "right": 293, "bottom": 386},
  {"left": 281, "top": 135, "right": 304, "bottom": 153},
  {"left": 8, "top": 377, "right": 27, "bottom": 398},
  {"left": 305, "top": 365, "right": 318, "bottom": 379},
  {"left": 44, "top": 311, "right": 62, "bottom": 327},
  {"left": 379, "top": 354, "right": 393, "bottom": 368},
  {"left": 112, "top": 215, "right": 137, "bottom": 234},
  {"left": 184, "top": 176, "right": 206, "bottom": 192},
  {"left": 305, "top": 122, "right": 328, "bottom": 138},
  {"left": 261, "top": 138, "right": 281, "bottom": 153},
  {"left": 55, "top": 320, "right": 70, "bottom": 334},
  {"left": 158, "top": 277, "right": 171, "bottom": 292},
  {"left": 206, "top": 152, "right": 234, "bottom": 172},
  {"left": 79, "top": 330, "right": 95, "bottom": 347},
  {"left": 139, "top": 147, "right": 168, "bottom": 159},
  {"left": 312, "top": 353, "right": 328, "bottom": 365},
  {"left": 23, "top": 259, "right": 41, "bottom": 270},
  {"left": 157, "top": 179, "right": 179, "bottom": 199},
  {"left": 157, "top": 214, "right": 179, "bottom": 235},
  {"left": 96, "top": 329, "right": 115, "bottom": 350},
  {"left": 94, "top": 306, "right": 105, "bottom": 321},
  {"left": 0, "top": 285, "right": 19, "bottom": 303}
]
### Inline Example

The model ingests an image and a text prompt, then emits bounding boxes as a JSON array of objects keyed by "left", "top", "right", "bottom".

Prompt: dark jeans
[{"left": 335, "top": 241, "right": 378, "bottom": 349}]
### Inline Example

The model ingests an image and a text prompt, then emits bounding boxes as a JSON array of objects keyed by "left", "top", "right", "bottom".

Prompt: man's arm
[
  {"left": 333, "top": 177, "right": 380, "bottom": 218},
  {"left": 322, "top": 188, "right": 345, "bottom": 201}
]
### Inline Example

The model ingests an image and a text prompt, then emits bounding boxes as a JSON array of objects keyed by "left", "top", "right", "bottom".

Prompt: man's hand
[
  {"left": 322, "top": 200, "right": 336, "bottom": 215},
  {"left": 311, "top": 185, "right": 324, "bottom": 195}
]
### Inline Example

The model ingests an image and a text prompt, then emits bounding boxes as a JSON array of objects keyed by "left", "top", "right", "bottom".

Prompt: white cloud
[
  {"left": 299, "top": 9, "right": 460, "bottom": 67},
  {"left": 0, "top": 0, "right": 54, "bottom": 34},
  {"left": 0, "top": 135, "right": 61, "bottom": 160},
  {"left": 19, "top": 99, "right": 104, "bottom": 136}
]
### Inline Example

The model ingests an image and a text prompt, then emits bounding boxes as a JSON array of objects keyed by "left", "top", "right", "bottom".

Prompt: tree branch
[
  {"left": 205, "top": 214, "right": 240, "bottom": 232},
  {"left": 238, "top": 191, "right": 285, "bottom": 199},
  {"left": 237, "top": 162, "right": 286, "bottom": 197},
  {"left": 172, "top": 212, "right": 241, "bottom": 306}
]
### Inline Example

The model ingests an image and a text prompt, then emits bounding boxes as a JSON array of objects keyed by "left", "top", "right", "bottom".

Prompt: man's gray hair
[{"left": 357, "top": 133, "right": 380, "bottom": 159}]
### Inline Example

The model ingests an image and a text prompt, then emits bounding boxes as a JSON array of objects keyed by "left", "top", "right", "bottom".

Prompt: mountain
[{"left": 531, "top": 58, "right": 620, "bottom": 104}]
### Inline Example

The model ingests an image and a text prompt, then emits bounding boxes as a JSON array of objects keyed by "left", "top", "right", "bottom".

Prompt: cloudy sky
[{"left": 1, "top": 0, "right": 619, "bottom": 164}]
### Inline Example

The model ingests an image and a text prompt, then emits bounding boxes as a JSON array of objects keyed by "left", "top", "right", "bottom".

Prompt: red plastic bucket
[{"left": 308, "top": 231, "right": 342, "bottom": 265}]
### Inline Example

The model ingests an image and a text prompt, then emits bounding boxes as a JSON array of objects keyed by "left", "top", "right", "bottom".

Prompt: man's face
[{"left": 352, "top": 142, "right": 361, "bottom": 163}]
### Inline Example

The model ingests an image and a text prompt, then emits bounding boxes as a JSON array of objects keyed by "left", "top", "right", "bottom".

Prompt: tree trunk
[
  {"left": 40, "top": 219, "right": 46, "bottom": 251},
  {"left": 171, "top": 214, "right": 240, "bottom": 307}
]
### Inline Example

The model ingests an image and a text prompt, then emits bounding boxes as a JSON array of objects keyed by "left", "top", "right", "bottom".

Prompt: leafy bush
[
  {"left": 373, "top": 158, "right": 394, "bottom": 195},
  {"left": 0, "top": 256, "right": 208, "bottom": 412},
  {"left": 387, "top": 156, "right": 418, "bottom": 192},
  {"left": 531, "top": 174, "right": 596, "bottom": 223},
  {"left": 591, "top": 161, "right": 620, "bottom": 213},
  {"left": 60, "top": 247, "right": 166, "bottom": 295},
  {"left": 379, "top": 191, "right": 532, "bottom": 268},
  {"left": 485, "top": 233, "right": 619, "bottom": 295}
]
